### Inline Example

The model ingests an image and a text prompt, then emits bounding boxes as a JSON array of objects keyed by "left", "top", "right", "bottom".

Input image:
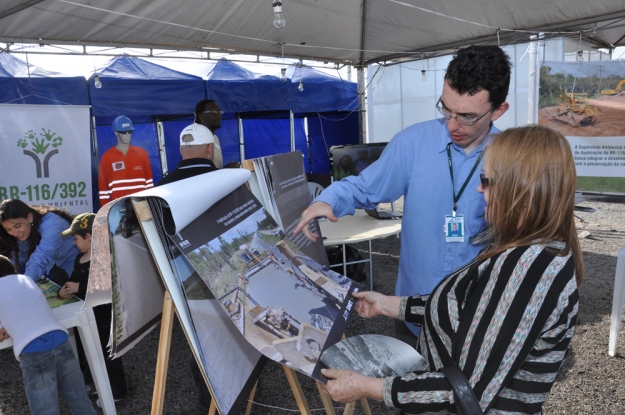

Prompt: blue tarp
[
  {"left": 286, "top": 65, "right": 358, "bottom": 113},
  {"left": 204, "top": 58, "right": 358, "bottom": 113},
  {"left": 206, "top": 59, "right": 291, "bottom": 112},
  {"left": 89, "top": 56, "right": 206, "bottom": 117},
  {"left": 0, "top": 52, "right": 89, "bottom": 106}
]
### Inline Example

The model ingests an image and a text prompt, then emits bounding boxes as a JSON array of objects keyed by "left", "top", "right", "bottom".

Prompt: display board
[{"left": 0, "top": 104, "right": 93, "bottom": 213}]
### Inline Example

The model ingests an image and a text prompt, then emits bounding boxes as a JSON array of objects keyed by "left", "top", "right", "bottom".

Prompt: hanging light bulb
[
  {"left": 94, "top": 74, "right": 102, "bottom": 89},
  {"left": 298, "top": 81, "right": 304, "bottom": 92},
  {"left": 421, "top": 70, "right": 426, "bottom": 81},
  {"left": 280, "top": 67, "right": 287, "bottom": 82},
  {"left": 273, "top": 1, "right": 286, "bottom": 28}
]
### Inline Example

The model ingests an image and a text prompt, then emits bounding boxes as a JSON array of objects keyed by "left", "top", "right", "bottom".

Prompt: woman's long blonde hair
[{"left": 479, "top": 125, "right": 583, "bottom": 284}]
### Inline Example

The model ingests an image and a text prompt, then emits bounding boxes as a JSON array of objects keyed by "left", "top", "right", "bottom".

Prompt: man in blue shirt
[{"left": 294, "top": 45, "right": 511, "bottom": 346}]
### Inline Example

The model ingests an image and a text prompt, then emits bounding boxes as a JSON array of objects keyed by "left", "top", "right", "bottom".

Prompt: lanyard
[{"left": 446, "top": 143, "right": 483, "bottom": 217}]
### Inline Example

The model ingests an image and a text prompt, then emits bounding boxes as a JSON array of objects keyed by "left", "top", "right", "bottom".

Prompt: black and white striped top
[{"left": 383, "top": 243, "right": 579, "bottom": 414}]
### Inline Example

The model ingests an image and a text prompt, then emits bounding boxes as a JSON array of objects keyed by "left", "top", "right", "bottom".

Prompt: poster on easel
[
  {"left": 162, "top": 182, "right": 361, "bottom": 382},
  {"left": 87, "top": 170, "right": 264, "bottom": 415},
  {"left": 86, "top": 167, "right": 361, "bottom": 414}
]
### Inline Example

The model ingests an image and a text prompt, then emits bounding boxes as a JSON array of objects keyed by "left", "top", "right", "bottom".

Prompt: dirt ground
[{"left": 539, "top": 95, "right": 625, "bottom": 136}]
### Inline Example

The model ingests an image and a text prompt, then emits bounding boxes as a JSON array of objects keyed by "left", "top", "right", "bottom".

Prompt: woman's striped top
[{"left": 382, "top": 243, "right": 578, "bottom": 414}]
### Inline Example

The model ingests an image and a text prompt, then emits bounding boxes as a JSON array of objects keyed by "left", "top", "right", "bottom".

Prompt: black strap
[
  {"left": 440, "top": 365, "right": 484, "bottom": 415},
  {"left": 446, "top": 143, "right": 484, "bottom": 215}
]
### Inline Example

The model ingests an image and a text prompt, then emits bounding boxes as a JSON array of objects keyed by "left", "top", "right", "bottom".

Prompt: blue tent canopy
[
  {"left": 0, "top": 53, "right": 89, "bottom": 106},
  {"left": 286, "top": 65, "right": 358, "bottom": 113},
  {"left": 205, "top": 58, "right": 291, "bottom": 112},
  {"left": 204, "top": 58, "right": 358, "bottom": 113},
  {"left": 88, "top": 56, "right": 206, "bottom": 117}
]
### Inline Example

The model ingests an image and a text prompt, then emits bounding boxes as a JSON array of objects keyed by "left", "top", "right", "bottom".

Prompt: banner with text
[
  {"left": 0, "top": 104, "right": 93, "bottom": 213},
  {"left": 568, "top": 136, "right": 625, "bottom": 177}
]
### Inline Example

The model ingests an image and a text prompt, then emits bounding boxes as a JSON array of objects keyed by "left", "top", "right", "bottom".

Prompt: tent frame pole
[
  {"left": 238, "top": 114, "right": 245, "bottom": 162},
  {"left": 357, "top": 67, "right": 367, "bottom": 143},
  {"left": 290, "top": 110, "right": 295, "bottom": 152}
]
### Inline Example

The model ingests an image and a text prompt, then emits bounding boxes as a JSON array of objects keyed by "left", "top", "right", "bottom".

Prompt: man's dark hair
[
  {"left": 445, "top": 45, "right": 511, "bottom": 109},
  {"left": 193, "top": 99, "right": 219, "bottom": 124},
  {"left": 0, "top": 255, "right": 16, "bottom": 278}
]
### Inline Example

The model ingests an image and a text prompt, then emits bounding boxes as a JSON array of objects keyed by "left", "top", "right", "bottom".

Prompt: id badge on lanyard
[
  {"left": 445, "top": 214, "right": 465, "bottom": 242},
  {"left": 445, "top": 143, "right": 482, "bottom": 244}
]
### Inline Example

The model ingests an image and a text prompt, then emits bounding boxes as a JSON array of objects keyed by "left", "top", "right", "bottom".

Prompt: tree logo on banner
[{"left": 16, "top": 128, "right": 64, "bottom": 178}]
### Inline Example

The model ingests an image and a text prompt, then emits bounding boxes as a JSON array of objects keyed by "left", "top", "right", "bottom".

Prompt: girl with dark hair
[
  {"left": 0, "top": 199, "right": 79, "bottom": 284},
  {"left": 321, "top": 125, "right": 582, "bottom": 414}
]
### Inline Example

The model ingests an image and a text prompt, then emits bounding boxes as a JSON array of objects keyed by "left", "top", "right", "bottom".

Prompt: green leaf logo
[{"left": 18, "top": 128, "right": 64, "bottom": 155}]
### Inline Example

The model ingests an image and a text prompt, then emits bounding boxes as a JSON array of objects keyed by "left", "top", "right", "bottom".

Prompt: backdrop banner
[
  {"left": 0, "top": 104, "right": 93, "bottom": 213},
  {"left": 539, "top": 61, "right": 625, "bottom": 182}
]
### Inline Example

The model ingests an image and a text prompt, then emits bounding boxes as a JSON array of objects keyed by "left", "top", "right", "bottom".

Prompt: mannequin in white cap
[{"left": 156, "top": 124, "right": 218, "bottom": 186}]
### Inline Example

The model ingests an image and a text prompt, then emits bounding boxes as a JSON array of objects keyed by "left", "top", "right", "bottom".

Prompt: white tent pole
[
  {"left": 357, "top": 67, "right": 367, "bottom": 143},
  {"left": 290, "top": 110, "right": 295, "bottom": 152},
  {"left": 528, "top": 35, "right": 539, "bottom": 124},
  {"left": 238, "top": 114, "right": 245, "bottom": 162},
  {"left": 304, "top": 115, "right": 311, "bottom": 171},
  {"left": 156, "top": 121, "right": 168, "bottom": 177}
]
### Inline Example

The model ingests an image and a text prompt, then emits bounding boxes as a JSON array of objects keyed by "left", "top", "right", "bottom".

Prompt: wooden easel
[
  {"left": 150, "top": 292, "right": 339, "bottom": 415},
  {"left": 150, "top": 292, "right": 252, "bottom": 415}
]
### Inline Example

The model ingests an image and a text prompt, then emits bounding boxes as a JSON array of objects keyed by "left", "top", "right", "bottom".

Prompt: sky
[{"left": 9, "top": 45, "right": 352, "bottom": 81}]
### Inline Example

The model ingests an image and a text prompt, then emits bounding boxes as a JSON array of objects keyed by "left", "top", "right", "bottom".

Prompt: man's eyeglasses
[
  {"left": 480, "top": 173, "right": 494, "bottom": 189},
  {"left": 117, "top": 131, "right": 132, "bottom": 135},
  {"left": 436, "top": 98, "right": 494, "bottom": 126},
  {"left": 201, "top": 110, "right": 224, "bottom": 115}
]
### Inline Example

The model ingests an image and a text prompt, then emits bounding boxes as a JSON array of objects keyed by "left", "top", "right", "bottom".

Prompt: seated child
[
  {"left": 58, "top": 212, "right": 128, "bottom": 403},
  {"left": 0, "top": 255, "right": 96, "bottom": 415}
]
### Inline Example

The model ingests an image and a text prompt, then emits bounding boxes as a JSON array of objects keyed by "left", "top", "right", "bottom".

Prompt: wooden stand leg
[
  {"left": 244, "top": 381, "right": 258, "bottom": 415},
  {"left": 208, "top": 400, "right": 216, "bottom": 415},
  {"left": 316, "top": 381, "right": 337, "bottom": 415},
  {"left": 360, "top": 398, "right": 372, "bottom": 415},
  {"left": 343, "top": 402, "right": 355, "bottom": 415},
  {"left": 283, "top": 366, "right": 312, "bottom": 415},
  {"left": 151, "top": 292, "right": 175, "bottom": 415},
  {"left": 342, "top": 399, "right": 371, "bottom": 415}
]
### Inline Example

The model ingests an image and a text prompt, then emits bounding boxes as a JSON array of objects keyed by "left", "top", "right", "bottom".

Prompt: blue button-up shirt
[{"left": 316, "top": 118, "right": 497, "bottom": 333}]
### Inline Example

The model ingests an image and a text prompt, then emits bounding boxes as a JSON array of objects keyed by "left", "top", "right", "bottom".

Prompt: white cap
[{"left": 180, "top": 124, "right": 214, "bottom": 146}]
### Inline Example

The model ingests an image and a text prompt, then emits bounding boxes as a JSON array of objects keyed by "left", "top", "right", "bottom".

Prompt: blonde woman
[{"left": 322, "top": 125, "right": 582, "bottom": 414}]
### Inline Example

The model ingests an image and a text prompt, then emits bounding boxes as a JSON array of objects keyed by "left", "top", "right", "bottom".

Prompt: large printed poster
[
  {"left": 539, "top": 61, "right": 625, "bottom": 192},
  {"left": 0, "top": 104, "right": 93, "bottom": 213}
]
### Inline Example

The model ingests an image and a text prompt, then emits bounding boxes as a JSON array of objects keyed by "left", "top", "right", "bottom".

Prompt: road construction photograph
[
  {"left": 538, "top": 61, "right": 625, "bottom": 137},
  {"left": 174, "top": 186, "right": 361, "bottom": 381}
]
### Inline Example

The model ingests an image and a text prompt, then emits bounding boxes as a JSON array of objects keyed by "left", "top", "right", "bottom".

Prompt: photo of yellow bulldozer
[
  {"left": 553, "top": 92, "right": 600, "bottom": 127},
  {"left": 601, "top": 79, "right": 625, "bottom": 95}
]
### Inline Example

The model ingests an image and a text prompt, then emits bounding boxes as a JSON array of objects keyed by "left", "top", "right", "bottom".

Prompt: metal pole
[
  {"left": 357, "top": 67, "right": 367, "bottom": 143},
  {"left": 156, "top": 121, "right": 168, "bottom": 177},
  {"left": 528, "top": 35, "right": 539, "bottom": 124},
  {"left": 290, "top": 110, "right": 295, "bottom": 152},
  {"left": 238, "top": 114, "right": 245, "bottom": 162},
  {"left": 304, "top": 115, "right": 312, "bottom": 172}
]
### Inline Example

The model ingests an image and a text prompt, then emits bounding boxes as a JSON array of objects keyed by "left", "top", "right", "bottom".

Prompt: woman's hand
[
  {"left": 0, "top": 328, "right": 10, "bottom": 342},
  {"left": 320, "top": 368, "right": 384, "bottom": 403},
  {"left": 58, "top": 281, "right": 79, "bottom": 300},
  {"left": 352, "top": 291, "right": 401, "bottom": 320}
]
